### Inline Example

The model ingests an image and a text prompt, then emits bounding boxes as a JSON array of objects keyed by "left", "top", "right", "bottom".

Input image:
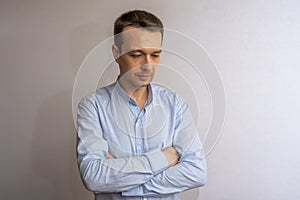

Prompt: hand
[
  {"left": 162, "top": 147, "right": 179, "bottom": 167},
  {"left": 107, "top": 152, "right": 114, "bottom": 159}
]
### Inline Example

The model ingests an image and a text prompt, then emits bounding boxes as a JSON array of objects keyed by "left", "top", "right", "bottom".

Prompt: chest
[{"left": 100, "top": 103, "right": 176, "bottom": 157}]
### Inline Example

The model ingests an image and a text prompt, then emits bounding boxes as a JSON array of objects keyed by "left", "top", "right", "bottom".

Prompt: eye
[
  {"left": 130, "top": 54, "right": 142, "bottom": 58},
  {"left": 151, "top": 54, "right": 160, "bottom": 58}
]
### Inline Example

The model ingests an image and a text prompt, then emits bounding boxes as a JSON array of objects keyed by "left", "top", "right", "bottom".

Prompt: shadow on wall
[
  {"left": 30, "top": 89, "right": 92, "bottom": 200},
  {"left": 29, "top": 23, "right": 109, "bottom": 200},
  {"left": 181, "top": 187, "right": 200, "bottom": 200},
  {"left": 29, "top": 21, "right": 200, "bottom": 200},
  {"left": 68, "top": 23, "right": 110, "bottom": 73}
]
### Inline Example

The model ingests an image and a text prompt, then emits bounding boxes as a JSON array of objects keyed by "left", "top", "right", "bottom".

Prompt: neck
[
  {"left": 131, "top": 86, "right": 148, "bottom": 102},
  {"left": 118, "top": 80, "right": 149, "bottom": 110}
]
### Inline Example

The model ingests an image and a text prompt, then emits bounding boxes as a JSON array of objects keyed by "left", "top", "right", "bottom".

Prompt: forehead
[{"left": 120, "top": 26, "right": 162, "bottom": 53}]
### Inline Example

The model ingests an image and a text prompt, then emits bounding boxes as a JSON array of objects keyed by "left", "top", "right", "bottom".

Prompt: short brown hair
[{"left": 114, "top": 10, "right": 164, "bottom": 50}]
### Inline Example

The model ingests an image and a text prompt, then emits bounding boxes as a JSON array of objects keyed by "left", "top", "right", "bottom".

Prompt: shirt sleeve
[
  {"left": 77, "top": 95, "right": 169, "bottom": 193},
  {"left": 122, "top": 95, "right": 207, "bottom": 197}
]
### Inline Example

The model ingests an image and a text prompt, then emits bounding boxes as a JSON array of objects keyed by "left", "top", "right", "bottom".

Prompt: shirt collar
[{"left": 115, "top": 81, "right": 153, "bottom": 106}]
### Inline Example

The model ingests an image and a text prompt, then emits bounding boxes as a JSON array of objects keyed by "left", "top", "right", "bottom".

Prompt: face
[{"left": 113, "top": 26, "right": 162, "bottom": 90}]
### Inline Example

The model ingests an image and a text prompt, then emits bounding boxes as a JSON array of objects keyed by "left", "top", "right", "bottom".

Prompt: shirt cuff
[{"left": 144, "top": 150, "right": 168, "bottom": 174}]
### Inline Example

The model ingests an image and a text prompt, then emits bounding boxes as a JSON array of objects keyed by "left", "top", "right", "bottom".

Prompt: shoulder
[
  {"left": 78, "top": 82, "right": 116, "bottom": 107},
  {"left": 151, "top": 83, "right": 187, "bottom": 107}
]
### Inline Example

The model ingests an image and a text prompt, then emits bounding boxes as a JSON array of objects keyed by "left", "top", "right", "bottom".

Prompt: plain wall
[{"left": 1, "top": 0, "right": 299, "bottom": 199}]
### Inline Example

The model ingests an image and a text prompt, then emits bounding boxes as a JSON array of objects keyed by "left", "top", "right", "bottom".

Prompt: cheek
[
  {"left": 152, "top": 65, "right": 158, "bottom": 72},
  {"left": 126, "top": 58, "right": 145, "bottom": 69},
  {"left": 155, "top": 57, "right": 161, "bottom": 63},
  {"left": 119, "top": 58, "right": 140, "bottom": 74}
]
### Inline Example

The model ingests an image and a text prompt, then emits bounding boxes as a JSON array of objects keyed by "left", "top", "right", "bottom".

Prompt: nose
[
  {"left": 141, "top": 55, "right": 153, "bottom": 70},
  {"left": 140, "top": 63, "right": 152, "bottom": 71},
  {"left": 144, "top": 54, "right": 152, "bottom": 65}
]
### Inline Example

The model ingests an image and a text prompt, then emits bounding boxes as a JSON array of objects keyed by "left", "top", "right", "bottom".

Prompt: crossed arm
[
  {"left": 77, "top": 95, "right": 207, "bottom": 197},
  {"left": 107, "top": 147, "right": 179, "bottom": 167}
]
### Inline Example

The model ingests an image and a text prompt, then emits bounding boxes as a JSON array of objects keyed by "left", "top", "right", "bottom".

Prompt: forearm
[
  {"left": 122, "top": 152, "right": 207, "bottom": 197},
  {"left": 77, "top": 96, "right": 169, "bottom": 193},
  {"left": 79, "top": 149, "right": 168, "bottom": 193},
  {"left": 122, "top": 120, "right": 207, "bottom": 198}
]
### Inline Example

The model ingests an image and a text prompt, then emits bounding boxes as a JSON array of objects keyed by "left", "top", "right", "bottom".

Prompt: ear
[{"left": 112, "top": 44, "right": 120, "bottom": 63}]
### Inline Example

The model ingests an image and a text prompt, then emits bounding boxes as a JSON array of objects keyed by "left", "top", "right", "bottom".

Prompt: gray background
[{"left": 1, "top": 0, "right": 300, "bottom": 200}]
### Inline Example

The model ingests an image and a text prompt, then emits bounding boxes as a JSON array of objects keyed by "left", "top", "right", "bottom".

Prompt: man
[{"left": 77, "top": 10, "right": 207, "bottom": 200}]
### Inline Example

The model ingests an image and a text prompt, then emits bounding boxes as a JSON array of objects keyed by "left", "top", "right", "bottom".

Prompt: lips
[
  {"left": 137, "top": 74, "right": 151, "bottom": 80},
  {"left": 137, "top": 73, "right": 151, "bottom": 76}
]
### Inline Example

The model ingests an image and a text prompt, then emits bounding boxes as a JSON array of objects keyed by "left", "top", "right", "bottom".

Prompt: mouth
[{"left": 136, "top": 74, "right": 151, "bottom": 81}]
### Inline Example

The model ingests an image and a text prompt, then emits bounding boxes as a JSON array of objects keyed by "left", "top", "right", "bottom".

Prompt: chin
[
  {"left": 134, "top": 81, "right": 151, "bottom": 88},
  {"left": 140, "top": 84, "right": 149, "bottom": 87}
]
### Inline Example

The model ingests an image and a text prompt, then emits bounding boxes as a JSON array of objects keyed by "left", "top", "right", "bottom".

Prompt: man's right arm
[
  {"left": 77, "top": 96, "right": 170, "bottom": 193},
  {"left": 108, "top": 147, "right": 179, "bottom": 167}
]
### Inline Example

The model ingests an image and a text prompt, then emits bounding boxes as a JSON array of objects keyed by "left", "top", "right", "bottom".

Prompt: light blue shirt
[{"left": 77, "top": 81, "right": 207, "bottom": 200}]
